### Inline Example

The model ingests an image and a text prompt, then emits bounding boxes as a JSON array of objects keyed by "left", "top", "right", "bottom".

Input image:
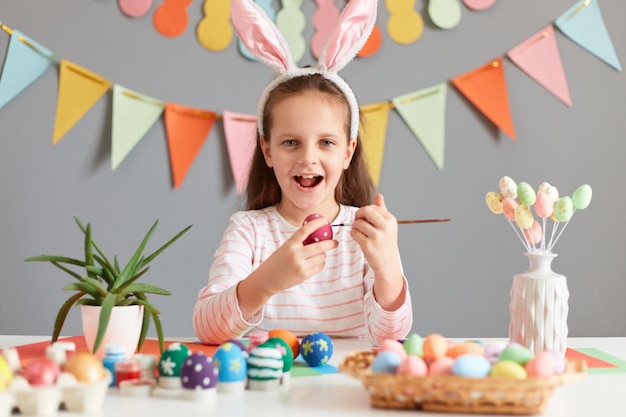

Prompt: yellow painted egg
[
  {"left": 490, "top": 360, "right": 527, "bottom": 379},
  {"left": 0, "top": 356, "right": 12, "bottom": 390},
  {"left": 63, "top": 352, "right": 106, "bottom": 383}
]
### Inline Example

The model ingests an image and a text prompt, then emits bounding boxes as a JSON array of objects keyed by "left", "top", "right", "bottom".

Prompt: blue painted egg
[
  {"left": 300, "top": 332, "right": 333, "bottom": 367},
  {"left": 452, "top": 354, "right": 491, "bottom": 378},
  {"left": 213, "top": 342, "right": 247, "bottom": 383},
  {"left": 371, "top": 350, "right": 402, "bottom": 374}
]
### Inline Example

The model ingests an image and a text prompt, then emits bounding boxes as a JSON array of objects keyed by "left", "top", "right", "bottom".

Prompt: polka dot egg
[{"left": 180, "top": 352, "right": 219, "bottom": 390}]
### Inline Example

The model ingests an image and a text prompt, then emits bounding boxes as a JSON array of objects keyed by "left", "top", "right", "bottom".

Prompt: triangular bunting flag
[
  {"left": 52, "top": 60, "right": 112, "bottom": 144},
  {"left": 111, "top": 85, "right": 165, "bottom": 170},
  {"left": 392, "top": 83, "right": 448, "bottom": 170},
  {"left": 359, "top": 102, "right": 392, "bottom": 187},
  {"left": 0, "top": 29, "right": 54, "bottom": 110},
  {"left": 451, "top": 58, "right": 516, "bottom": 140},
  {"left": 222, "top": 110, "right": 257, "bottom": 195},
  {"left": 508, "top": 25, "right": 572, "bottom": 107},
  {"left": 164, "top": 103, "right": 216, "bottom": 189},
  {"left": 555, "top": 0, "right": 622, "bottom": 71}
]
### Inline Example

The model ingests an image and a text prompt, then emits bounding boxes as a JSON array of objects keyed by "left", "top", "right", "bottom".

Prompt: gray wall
[{"left": 1, "top": 0, "right": 624, "bottom": 339}]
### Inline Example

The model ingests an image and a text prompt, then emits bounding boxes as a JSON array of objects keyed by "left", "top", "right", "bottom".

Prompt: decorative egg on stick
[{"left": 486, "top": 177, "right": 592, "bottom": 253}]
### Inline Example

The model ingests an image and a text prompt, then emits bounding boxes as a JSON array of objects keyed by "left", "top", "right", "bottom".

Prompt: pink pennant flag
[
  {"left": 508, "top": 25, "right": 572, "bottom": 107},
  {"left": 223, "top": 110, "right": 257, "bottom": 195}
]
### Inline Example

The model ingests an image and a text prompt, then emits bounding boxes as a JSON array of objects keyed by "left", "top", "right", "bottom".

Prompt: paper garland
[{"left": 0, "top": 0, "right": 623, "bottom": 190}]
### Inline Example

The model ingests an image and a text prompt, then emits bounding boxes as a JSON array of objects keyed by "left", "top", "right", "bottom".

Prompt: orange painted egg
[
  {"left": 447, "top": 341, "right": 484, "bottom": 358},
  {"left": 63, "top": 352, "right": 106, "bottom": 383},
  {"left": 422, "top": 334, "right": 448, "bottom": 362}
]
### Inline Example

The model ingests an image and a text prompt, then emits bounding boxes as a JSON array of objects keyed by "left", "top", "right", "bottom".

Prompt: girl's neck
[{"left": 276, "top": 202, "right": 341, "bottom": 227}]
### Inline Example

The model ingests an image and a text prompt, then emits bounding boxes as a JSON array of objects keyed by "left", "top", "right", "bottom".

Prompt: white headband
[{"left": 230, "top": 0, "right": 378, "bottom": 140}]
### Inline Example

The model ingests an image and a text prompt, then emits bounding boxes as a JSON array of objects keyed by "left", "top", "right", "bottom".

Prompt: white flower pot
[{"left": 80, "top": 305, "right": 144, "bottom": 360}]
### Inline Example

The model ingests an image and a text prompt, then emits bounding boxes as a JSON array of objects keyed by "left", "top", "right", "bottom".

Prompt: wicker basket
[{"left": 339, "top": 351, "right": 587, "bottom": 415}]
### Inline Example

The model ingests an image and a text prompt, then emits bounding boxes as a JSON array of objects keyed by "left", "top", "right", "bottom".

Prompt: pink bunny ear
[
  {"left": 320, "top": 0, "right": 377, "bottom": 73},
  {"left": 230, "top": 0, "right": 295, "bottom": 74}
]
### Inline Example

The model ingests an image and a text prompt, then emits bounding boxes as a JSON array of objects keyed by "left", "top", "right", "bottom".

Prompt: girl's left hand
[{"left": 351, "top": 194, "right": 401, "bottom": 279}]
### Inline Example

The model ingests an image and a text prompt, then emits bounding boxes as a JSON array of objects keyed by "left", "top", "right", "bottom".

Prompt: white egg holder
[{"left": 0, "top": 369, "right": 112, "bottom": 417}]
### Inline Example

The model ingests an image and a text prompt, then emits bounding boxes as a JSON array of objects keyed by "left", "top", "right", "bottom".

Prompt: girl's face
[{"left": 261, "top": 90, "right": 356, "bottom": 224}]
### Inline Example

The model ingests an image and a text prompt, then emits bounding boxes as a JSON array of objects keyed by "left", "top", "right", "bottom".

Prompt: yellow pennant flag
[
  {"left": 53, "top": 59, "right": 112, "bottom": 144},
  {"left": 359, "top": 101, "right": 392, "bottom": 187}
]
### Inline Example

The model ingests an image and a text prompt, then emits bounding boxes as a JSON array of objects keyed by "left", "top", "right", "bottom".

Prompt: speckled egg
[
  {"left": 0, "top": 356, "right": 12, "bottom": 390},
  {"left": 180, "top": 353, "right": 219, "bottom": 390},
  {"left": 268, "top": 329, "right": 299, "bottom": 359},
  {"left": 451, "top": 354, "right": 491, "bottom": 378},
  {"left": 300, "top": 332, "right": 333, "bottom": 367},
  {"left": 63, "top": 352, "right": 106, "bottom": 383},
  {"left": 572, "top": 184, "right": 592, "bottom": 210},
  {"left": 213, "top": 342, "right": 247, "bottom": 383},
  {"left": 485, "top": 191, "right": 503, "bottom": 214},
  {"left": 517, "top": 182, "right": 536, "bottom": 206},
  {"left": 499, "top": 176, "right": 517, "bottom": 199}
]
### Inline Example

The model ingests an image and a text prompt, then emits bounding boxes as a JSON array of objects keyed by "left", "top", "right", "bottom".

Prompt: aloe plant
[{"left": 25, "top": 217, "right": 192, "bottom": 355}]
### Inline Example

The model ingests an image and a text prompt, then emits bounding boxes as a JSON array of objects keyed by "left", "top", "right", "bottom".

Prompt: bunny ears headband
[{"left": 230, "top": 0, "right": 378, "bottom": 140}]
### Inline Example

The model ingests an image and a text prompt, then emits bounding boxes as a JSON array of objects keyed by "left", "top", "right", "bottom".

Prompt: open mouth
[{"left": 295, "top": 175, "right": 323, "bottom": 188}]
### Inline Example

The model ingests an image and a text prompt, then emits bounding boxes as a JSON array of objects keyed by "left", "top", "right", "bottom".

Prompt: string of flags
[{"left": 0, "top": 0, "right": 622, "bottom": 192}]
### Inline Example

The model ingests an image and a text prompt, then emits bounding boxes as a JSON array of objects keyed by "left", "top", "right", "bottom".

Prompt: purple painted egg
[
  {"left": 180, "top": 353, "right": 218, "bottom": 390},
  {"left": 302, "top": 214, "right": 333, "bottom": 245}
]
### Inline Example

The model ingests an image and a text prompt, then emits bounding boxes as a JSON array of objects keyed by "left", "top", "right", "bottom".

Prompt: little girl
[{"left": 193, "top": 0, "right": 412, "bottom": 346}]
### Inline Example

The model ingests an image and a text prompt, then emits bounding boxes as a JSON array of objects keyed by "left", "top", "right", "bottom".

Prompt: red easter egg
[{"left": 302, "top": 214, "right": 333, "bottom": 245}]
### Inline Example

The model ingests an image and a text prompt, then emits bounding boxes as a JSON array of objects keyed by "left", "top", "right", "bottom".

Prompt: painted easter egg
[
  {"left": 300, "top": 332, "right": 333, "bottom": 367},
  {"left": 517, "top": 182, "right": 536, "bottom": 206},
  {"left": 20, "top": 358, "right": 60, "bottom": 386},
  {"left": 499, "top": 176, "right": 517, "bottom": 199},
  {"left": 158, "top": 342, "right": 191, "bottom": 388},
  {"left": 396, "top": 355, "right": 427, "bottom": 377},
  {"left": 525, "top": 351, "right": 558, "bottom": 377},
  {"left": 502, "top": 197, "right": 518, "bottom": 221},
  {"left": 485, "top": 191, "right": 503, "bottom": 214},
  {"left": 422, "top": 333, "right": 448, "bottom": 362},
  {"left": 490, "top": 360, "right": 527, "bottom": 379},
  {"left": 428, "top": 356, "right": 455, "bottom": 375},
  {"left": 572, "top": 184, "right": 592, "bottom": 210},
  {"left": 523, "top": 220, "right": 543, "bottom": 245},
  {"left": 402, "top": 333, "right": 423, "bottom": 356},
  {"left": 213, "top": 342, "right": 247, "bottom": 384},
  {"left": 534, "top": 192, "right": 554, "bottom": 218},
  {"left": 451, "top": 354, "right": 491, "bottom": 378},
  {"left": 0, "top": 356, "right": 12, "bottom": 390},
  {"left": 302, "top": 214, "right": 333, "bottom": 245},
  {"left": 514, "top": 205, "right": 534, "bottom": 229},
  {"left": 268, "top": 329, "right": 299, "bottom": 359},
  {"left": 180, "top": 352, "right": 219, "bottom": 391},
  {"left": 446, "top": 341, "right": 484, "bottom": 358},
  {"left": 498, "top": 343, "right": 534, "bottom": 366},
  {"left": 63, "top": 352, "right": 106, "bottom": 383},
  {"left": 262, "top": 337, "right": 293, "bottom": 372},
  {"left": 371, "top": 350, "right": 402, "bottom": 374},
  {"left": 378, "top": 339, "right": 407, "bottom": 360},
  {"left": 553, "top": 196, "right": 574, "bottom": 222}
]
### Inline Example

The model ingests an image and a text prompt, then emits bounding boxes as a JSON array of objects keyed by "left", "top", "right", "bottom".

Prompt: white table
[{"left": 2, "top": 336, "right": 625, "bottom": 417}]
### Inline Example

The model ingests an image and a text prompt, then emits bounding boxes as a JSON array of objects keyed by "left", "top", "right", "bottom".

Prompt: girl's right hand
[{"left": 258, "top": 218, "right": 338, "bottom": 294}]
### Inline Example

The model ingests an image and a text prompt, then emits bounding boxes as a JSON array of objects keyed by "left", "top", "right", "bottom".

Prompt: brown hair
[{"left": 244, "top": 74, "right": 374, "bottom": 210}]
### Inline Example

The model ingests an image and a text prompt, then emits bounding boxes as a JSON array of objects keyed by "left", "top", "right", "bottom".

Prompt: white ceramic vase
[
  {"left": 508, "top": 253, "right": 569, "bottom": 355},
  {"left": 81, "top": 305, "right": 144, "bottom": 360}
]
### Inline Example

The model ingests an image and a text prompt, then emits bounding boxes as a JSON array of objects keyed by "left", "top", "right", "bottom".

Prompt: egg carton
[
  {"left": 339, "top": 350, "right": 587, "bottom": 415},
  {"left": 0, "top": 370, "right": 112, "bottom": 417}
]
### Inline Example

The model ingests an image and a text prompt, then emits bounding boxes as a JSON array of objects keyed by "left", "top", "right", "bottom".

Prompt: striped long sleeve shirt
[{"left": 193, "top": 205, "right": 413, "bottom": 346}]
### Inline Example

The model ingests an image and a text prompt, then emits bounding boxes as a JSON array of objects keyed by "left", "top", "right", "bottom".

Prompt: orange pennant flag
[
  {"left": 164, "top": 103, "right": 216, "bottom": 189},
  {"left": 451, "top": 58, "right": 516, "bottom": 140},
  {"left": 359, "top": 101, "right": 392, "bottom": 187},
  {"left": 52, "top": 60, "right": 112, "bottom": 144}
]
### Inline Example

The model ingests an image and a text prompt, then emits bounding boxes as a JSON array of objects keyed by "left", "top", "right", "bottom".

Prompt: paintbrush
[{"left": 332, "top": 218, "right": 451, "bottom": 227}]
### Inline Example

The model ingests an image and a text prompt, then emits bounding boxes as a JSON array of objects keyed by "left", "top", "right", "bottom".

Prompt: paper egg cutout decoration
[
  {"left": 213, "top": 342, "right": 247, "bottom": 387},
  {"left": 247, "top": 345, "right": 283, "bottom": 390},
  {"left": 300, "top": 332, "right": 333, "bottom": 367},
  {"left": 180, "top": 353, "right": 219, "bottom": 390},
  {"left": 158, "top": 342, "right": 191, "bottom": 388},
  {"left": 262, "top": 338, "right": 293, "bottom": 372},
  {"left": 302, "top": 214, "right": 333, "bottom": 245},
  {"left": 0, "top": 355, "right": 12, "bottom": 389}
]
